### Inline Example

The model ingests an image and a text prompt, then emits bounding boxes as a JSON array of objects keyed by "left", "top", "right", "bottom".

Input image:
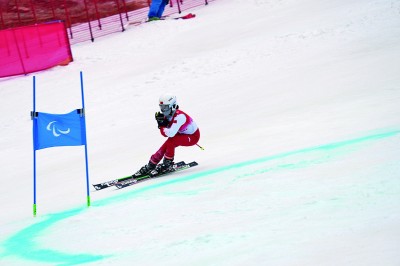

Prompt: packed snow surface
[{"left": 1, "top": 0, "right": 400, "bottom": 265}]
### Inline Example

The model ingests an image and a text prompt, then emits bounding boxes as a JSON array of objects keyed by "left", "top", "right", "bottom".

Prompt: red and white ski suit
[{"left": 150, "top": 110, "right": 200, "bottom": 164}]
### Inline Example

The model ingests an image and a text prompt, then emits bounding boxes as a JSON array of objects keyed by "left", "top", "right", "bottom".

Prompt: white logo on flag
[{"left": 46, "top": 121, "right": 71, "bottom": 137}]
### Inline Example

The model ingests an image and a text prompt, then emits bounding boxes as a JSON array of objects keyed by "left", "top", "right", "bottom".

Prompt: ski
[
  {"left": 123, "top": 13, "right": 195, "bottom": 29},
  {"left": 115, "top": 161, "right": 198, "bottom": 189},
  {"left": 92, "top": 173, "right": 142, "bottom": 191},
  {"left": 162, "top": 13, "right": 196, "bottom": 20},
  {"left": 92, "top": 161, "right": 194, "bottom": 190},
  {"left": 123, "top": 19, "right": 146, "bottom": 29}
]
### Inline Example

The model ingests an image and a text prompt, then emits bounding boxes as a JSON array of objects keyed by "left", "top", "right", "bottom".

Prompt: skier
[
  {"left": 135, "top": 94, "right": 200, "bottom": 176},
  {"left": 148, "top": 0, "right": 169, "bottom": 21}
]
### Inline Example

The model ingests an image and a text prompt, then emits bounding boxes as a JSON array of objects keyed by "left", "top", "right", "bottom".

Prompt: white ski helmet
[{"left": 159, "top": 93, "right": 179, "bottom": 116}]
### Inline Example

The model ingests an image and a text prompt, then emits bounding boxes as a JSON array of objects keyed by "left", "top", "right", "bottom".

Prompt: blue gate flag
[{"left": 33, "top": 109, "right": 86, "bottom": 150}]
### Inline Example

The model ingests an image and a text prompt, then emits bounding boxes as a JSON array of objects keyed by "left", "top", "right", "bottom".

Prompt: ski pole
[{"left": 196, "top": 144, "right": 204, "bottom": 150}]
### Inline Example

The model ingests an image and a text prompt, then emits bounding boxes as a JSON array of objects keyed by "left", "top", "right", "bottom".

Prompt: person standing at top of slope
[
  {"left": 134, "top": 94, "right": 200, "bottom": 176},
  {"left": 148, "top": 0, "right": 169, "bottom": 21}
]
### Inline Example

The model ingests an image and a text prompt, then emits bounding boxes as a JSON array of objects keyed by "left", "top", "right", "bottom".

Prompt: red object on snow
[
  {"left": 181, "top": 13, "right": 196, "bottom": 19},
  {"left": 0, "top": 21, "right": 73, "bottom": 78}
]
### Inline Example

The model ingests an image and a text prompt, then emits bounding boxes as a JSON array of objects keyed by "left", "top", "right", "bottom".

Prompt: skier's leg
[
  {"left": 148, "top": 0, "right": 163, "bottom": 18},
  {"left": 149, "top": 140, "right": 168, "bottom": 164},
  {"left": 164, "top": 129, "right": 200, "bottom": 159},
  {"left": 134, "top": 141, "right": 166, "bottom": 176},
  {"left": 147, "top": 138, "right": 174, "bottom": 175},
  {"left": 149, "top": 130, "right": 200, "bottom": 175},
  {"left": 156, "top": 0, "right": 168, "bottom": 18},
  {"left": 163, "top": 138, "right": 176, "bottom": 160},
  {"left": 180, "top": 129, "right": 200, "bottom": 147}
]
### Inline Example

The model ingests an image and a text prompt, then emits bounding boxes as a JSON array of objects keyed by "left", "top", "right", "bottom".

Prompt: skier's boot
[
  {"left": 134, "top": 161, "right": 156, "bottom": 177},
  {"left": 150, "top": 157, "right": 174, "bottom": 177},
  {"left": 148, "top": 16, "right": 160, "bottom": 22}
]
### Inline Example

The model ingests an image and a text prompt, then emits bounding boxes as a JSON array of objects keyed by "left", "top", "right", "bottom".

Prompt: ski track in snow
[
  {"left": 1, "top": 0, "right": 400, "bottom": 265},
  {"left": 1, "top": 130, "right": 400, "bottom": 265}
]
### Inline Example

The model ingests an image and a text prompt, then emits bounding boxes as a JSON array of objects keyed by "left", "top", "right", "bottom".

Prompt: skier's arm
[{"left": 160, "top": 113, "right": 186, "bottom": 137}]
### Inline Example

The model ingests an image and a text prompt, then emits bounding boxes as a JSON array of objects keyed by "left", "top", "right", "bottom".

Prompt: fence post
[
  {"left": 63, "top": 0, "right": 73, "bottom": 39},
  {"left": 49, "top": 0, "right": 56, "bottom": 20},
  {"left": 93, "top": 0, "right": 102, "bottom": 29},
  {"left": 3, "top": 29, "right": 11, "bottom": 56},
  {"left": 15, "top": 0, "right": 22, "bottom": 27},
  {"left": 21, "top": 26, "right": 29, "bottom": 59},
  {"left": 121, "top": 0, "right": 128, "bottom": 20},
  {"left": 114, "top": 0, "right": 125, "bottom": 32},
  {"left": 29, "top": 0, "right": 37, "bottom": 24},
  {"left": 176, "top": 0, "right": 181, "bottom": 14},
  {"left": 0, "top": 6, "right": 4, "bottom": 29},
  {"left": 83, "top": 0, "right": 94, "bottom": 42},
  {"left": 12, "top": 29, "right": 27, "bottom": 75},
  {"left": 35, "top": 20, "right": 43, "bottom": 48}
]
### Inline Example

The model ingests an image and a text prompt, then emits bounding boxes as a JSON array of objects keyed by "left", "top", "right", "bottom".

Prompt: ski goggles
[{"left": 159, "top": 104, "right": 170, "bottom": 113}]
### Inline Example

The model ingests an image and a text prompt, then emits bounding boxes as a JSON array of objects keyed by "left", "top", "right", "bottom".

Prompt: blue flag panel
[{"left": 33, "top": 110, "right": 86, "bottom": 150}]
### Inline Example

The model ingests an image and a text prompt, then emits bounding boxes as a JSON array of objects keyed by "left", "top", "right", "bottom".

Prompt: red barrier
[
  {"left": 0, "top": 0, "right": 214, "bottom": 44},
  {"left": 0, "top": 21, "right": 73, "bottom": 78}
]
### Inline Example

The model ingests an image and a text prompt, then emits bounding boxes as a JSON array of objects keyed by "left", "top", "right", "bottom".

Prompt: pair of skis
[
  {"left": 93, "top": 161, "right": 198, "bottom": 190},
  {"left": 124, "top": 13, "right": 196, "bottom": 29},
  {"left": 164, "top": 13, "right": 196, "bottom": 20}
]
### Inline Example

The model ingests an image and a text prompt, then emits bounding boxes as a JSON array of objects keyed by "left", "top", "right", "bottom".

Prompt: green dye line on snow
[
  {"left": 1, "top": 130, "right": 399, "bottom": 265},
  {"left": 1, "top": 209, "right": 109, "bottom": 265}
]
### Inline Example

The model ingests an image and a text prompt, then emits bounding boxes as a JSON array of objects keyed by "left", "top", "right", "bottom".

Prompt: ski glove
[{"left": 155, "top": 111, "right": 169, "bottom": 128}]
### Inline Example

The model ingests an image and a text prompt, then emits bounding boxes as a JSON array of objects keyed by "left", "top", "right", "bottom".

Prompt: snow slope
[{"left": 1, "top": 0, "right": 400, "bottom": 265}]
